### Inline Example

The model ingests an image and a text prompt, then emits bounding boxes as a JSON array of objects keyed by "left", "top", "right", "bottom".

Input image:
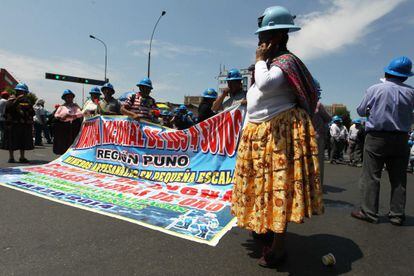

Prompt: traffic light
[{"left": 45, "top": 73, "right": 107, "bottom": 85}]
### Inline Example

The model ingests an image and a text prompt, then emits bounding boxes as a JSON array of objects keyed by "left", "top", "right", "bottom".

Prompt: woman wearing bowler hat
[
  {"left": 231, "top": 6, "right": 323, "bottom": 267},
  {"left": 53, "top": 89, "right": 83, "bottom": 154}
]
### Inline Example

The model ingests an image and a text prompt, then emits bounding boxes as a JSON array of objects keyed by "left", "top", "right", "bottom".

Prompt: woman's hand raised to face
[{"left": 256, "top": 42, "right": 273, "bottom": 62}]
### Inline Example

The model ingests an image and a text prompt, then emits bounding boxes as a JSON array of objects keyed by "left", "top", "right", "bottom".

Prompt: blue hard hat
[
  {"left": 90, "top": 86, "right": 102, "bottom": 95},
  {"left": 384, "top": 56, "right": 414, "bottom": 78},
  {"left": 177, "top": 104, "right": 187, "bottom": 111},
  {"left": 332, "top": 115, "right": 342, "bottom": 122},
  {"left": 61, "top": 89, "right": 75, "bottom": 100},
  {"left": 313, "top": 78, "right": 322, "bottom": 92},
  {"left": 255, "top": 6, "right": 301, "bottom": 34},
  {"left": 352, "top": 118, "right": 362, "bottom": 124},
  {"left": 101, "top": 82, "right": 114, "bottom": 92},
  {"left": 188, "top": 111, "right": 193, "bottom": 116},
  {"left": 202, "top": 88, "right": 218, "bottom": 99},
  {"left": 14, "top": 83, "right": 29, "bottom": 93},
  {"left": 226, "top": 69, "right": 243, "bottom": 81},
  {"left": 137, "top": 77, "right": 153, "bottom": 89}
]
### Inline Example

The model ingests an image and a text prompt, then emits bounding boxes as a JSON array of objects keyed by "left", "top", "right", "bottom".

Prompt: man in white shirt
[
  {"left": 0, "top": 91, "right": 10, "bottom": 147},
  {"left": 348, "top": 119, "right": 363, "bottom": 166},
  {"left": 330, "top": 116, "right": 348, "bottom": 163},
  {"left": 33, "top": 99, "right": 52, "bottom": 146}
]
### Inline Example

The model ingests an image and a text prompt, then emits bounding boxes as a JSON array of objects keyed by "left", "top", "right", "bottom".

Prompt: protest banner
[{"left": 0, "top": 105, "right": 245, "bottom": 246}]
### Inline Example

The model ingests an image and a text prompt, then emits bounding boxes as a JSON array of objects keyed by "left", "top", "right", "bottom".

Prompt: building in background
[
  {"left": 184, "top": 96, "right": 203, "bottom": 107},
  {"left": 0, "top": 68, "right": 18, "bottom": 91},
  {"left": 325, "top": 103, "right": 347, "bottom": 116}
]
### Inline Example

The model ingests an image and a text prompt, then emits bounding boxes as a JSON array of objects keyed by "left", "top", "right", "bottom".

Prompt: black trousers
[{"left": 359, "top": 132, "right": 409, "bottom": 221}]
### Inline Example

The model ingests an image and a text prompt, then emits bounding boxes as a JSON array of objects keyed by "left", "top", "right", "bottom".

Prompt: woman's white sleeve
[{"left": 254, "top": 60, "right": 285, "bottom": 92}]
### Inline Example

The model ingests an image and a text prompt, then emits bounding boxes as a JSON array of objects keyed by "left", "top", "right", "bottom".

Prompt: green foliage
[{"left": 26, "top": 93, "right": 38, "bottom": 106}]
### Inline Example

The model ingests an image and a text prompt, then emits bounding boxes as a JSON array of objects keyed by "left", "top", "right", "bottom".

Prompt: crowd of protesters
[{"left": 0, "top": 69, "right": 248, "bottom": 161}]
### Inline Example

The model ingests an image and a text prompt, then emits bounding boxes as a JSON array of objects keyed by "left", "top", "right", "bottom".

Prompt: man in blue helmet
[
  {"left": 329, "top": 115, "right": 348, "bottom": 164},
  {"left": 98, "top": 83, "right": 121, "bottom": 115},
  {"left": 121, "top": 77, "right": 157, "bottom": 122},
  {"left": 160, "top": 110, "right": 174, "bottom": 128},
  {"left": 172, "top": 104, "right": 193, "bottom": 130},
  {"left": 2, "top": 83, "right": 34, "bottom": 163},
  {"left": 352, "top": 56, "right": 414, "bottom": 226},
  {"left": 212, "top": 68, "right": 247, "bottom": 112},
  {"left": 348, "top": 118, "right": 364, "bottom": 167},
  {"left": 198, "top": 88, "right": 217, "bottom": 122}
]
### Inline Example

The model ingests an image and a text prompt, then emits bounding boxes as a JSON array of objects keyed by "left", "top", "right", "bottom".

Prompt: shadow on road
[
  {"left": 242, "top": 233, "right": 363, "bottom": 275},
  {"left": 323, "top": 198, "right": 354, "bottom": 209},
  {"left": 323, "top": 185, "right": 347, "bottom": 194}
]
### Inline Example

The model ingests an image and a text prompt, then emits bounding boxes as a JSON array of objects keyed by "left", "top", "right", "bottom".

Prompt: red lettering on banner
[
  {"left": 224, "top": 112, "right": 235, "bottom": 156},
  {"left": 199, "top": 121, "right": 209, "bottom": 153},
  {"left": 176, "top": 130, "right": 189, "bottom": 151},
  {"left": 222, "top": 190, "right": 232, "bottom": 202},
  {"left": 200, "top": 189, "right": 220, "bottom": 199},
  {"left": 75, "top": 120, "right": 100, "bottom": 148},
  {"left": 129, "top": 122, "right": 145, "bottom": 147},
  {"left": 188, "top": 127, "right": 199, "bottom": 151},
  {"left": 144, "top": 128, "right": 164, "bottom": 149},
  {"left": 166, "top": 184, "right": 179, "bottom": 191},
  {"left": 180, "top": 187, "right": 198, "bottom": 196}
]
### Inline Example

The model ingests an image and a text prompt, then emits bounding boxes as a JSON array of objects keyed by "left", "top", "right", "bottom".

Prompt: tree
[{"left": 26, "top": 93, "right": 38, "bottom": 105}]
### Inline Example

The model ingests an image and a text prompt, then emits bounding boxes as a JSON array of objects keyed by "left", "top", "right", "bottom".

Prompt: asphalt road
[{"left": 0, "top": 145, "right": 413, "bottom": 275}]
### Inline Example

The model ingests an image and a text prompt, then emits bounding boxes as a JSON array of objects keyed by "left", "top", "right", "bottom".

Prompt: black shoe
[
  {"left": 19, "top": 158, "right": 30, "bottom": 163},
  {"left": 258, "top": 248, "right": 287, "bottom": 268},
  {"left": 8, "top": 158, "right": 15, "bottom": 163},
  {"left": 351, "top": 210, "right": 378, "bottom": 224}
]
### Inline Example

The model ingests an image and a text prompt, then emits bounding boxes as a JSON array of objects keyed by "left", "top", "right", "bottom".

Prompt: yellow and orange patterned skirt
[{"left": 231, "top": 107, "right": 324, "bottom": 234}]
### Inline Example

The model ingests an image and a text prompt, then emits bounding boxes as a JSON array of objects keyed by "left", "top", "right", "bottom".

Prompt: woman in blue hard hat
[
  {"left": 82, "top": 86, "right": 101, "bottom": 118},
  {"left": 198, "top": 88, "right": 217, "bottom": 122},
  {"left": 230, "top": 6, "right": 323, "bottom": 267},
  {"left": 2, "top": 83, "right": 35, "bottom": 163},
  {"left": 121, "top": 77, "right": 157, "bottom": 122},
  {"left": 53, "top": 89, "right": 83, "bottom": 155}
]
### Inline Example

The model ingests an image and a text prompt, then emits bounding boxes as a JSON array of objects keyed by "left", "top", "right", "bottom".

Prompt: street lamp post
[
  {"left": 89, "top": 35, "right": 108, "bottom": 82},
  {"left": 147, "top": 11, "right": 166, "bottom": 78}
]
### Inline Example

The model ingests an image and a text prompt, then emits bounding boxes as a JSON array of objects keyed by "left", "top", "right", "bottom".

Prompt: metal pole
[
  {"left": 147, "top": 11, "right": 166, "bottom": 78},
  {"left": 89, "top": 35, "right": 108, "bottom": 82}
]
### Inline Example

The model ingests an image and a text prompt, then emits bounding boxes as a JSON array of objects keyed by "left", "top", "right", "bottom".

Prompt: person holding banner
[
  {"left": 98, "top": 83, "right": 121, "bottom": 115},
  {"left": 231, "top": 6, "right": 323, "bottom": 268},
  {"left": 82, "top": 87, "right": 101, "bottom": 118},
  {"left": 53, "top": 90, "right": 83, "bottom": 155},
  {"left": 121, "top": 77, "right": 157, "bottom": 122}
]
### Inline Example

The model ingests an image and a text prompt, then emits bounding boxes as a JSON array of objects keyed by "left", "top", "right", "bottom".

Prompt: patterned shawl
[{"left": 271, "top": 53, "right": 318, "bottom": 116}]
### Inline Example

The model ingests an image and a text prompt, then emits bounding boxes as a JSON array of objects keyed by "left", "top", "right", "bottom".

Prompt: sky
[{"left": 1, "top": 0, "right": 414, "bottom": 117}]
